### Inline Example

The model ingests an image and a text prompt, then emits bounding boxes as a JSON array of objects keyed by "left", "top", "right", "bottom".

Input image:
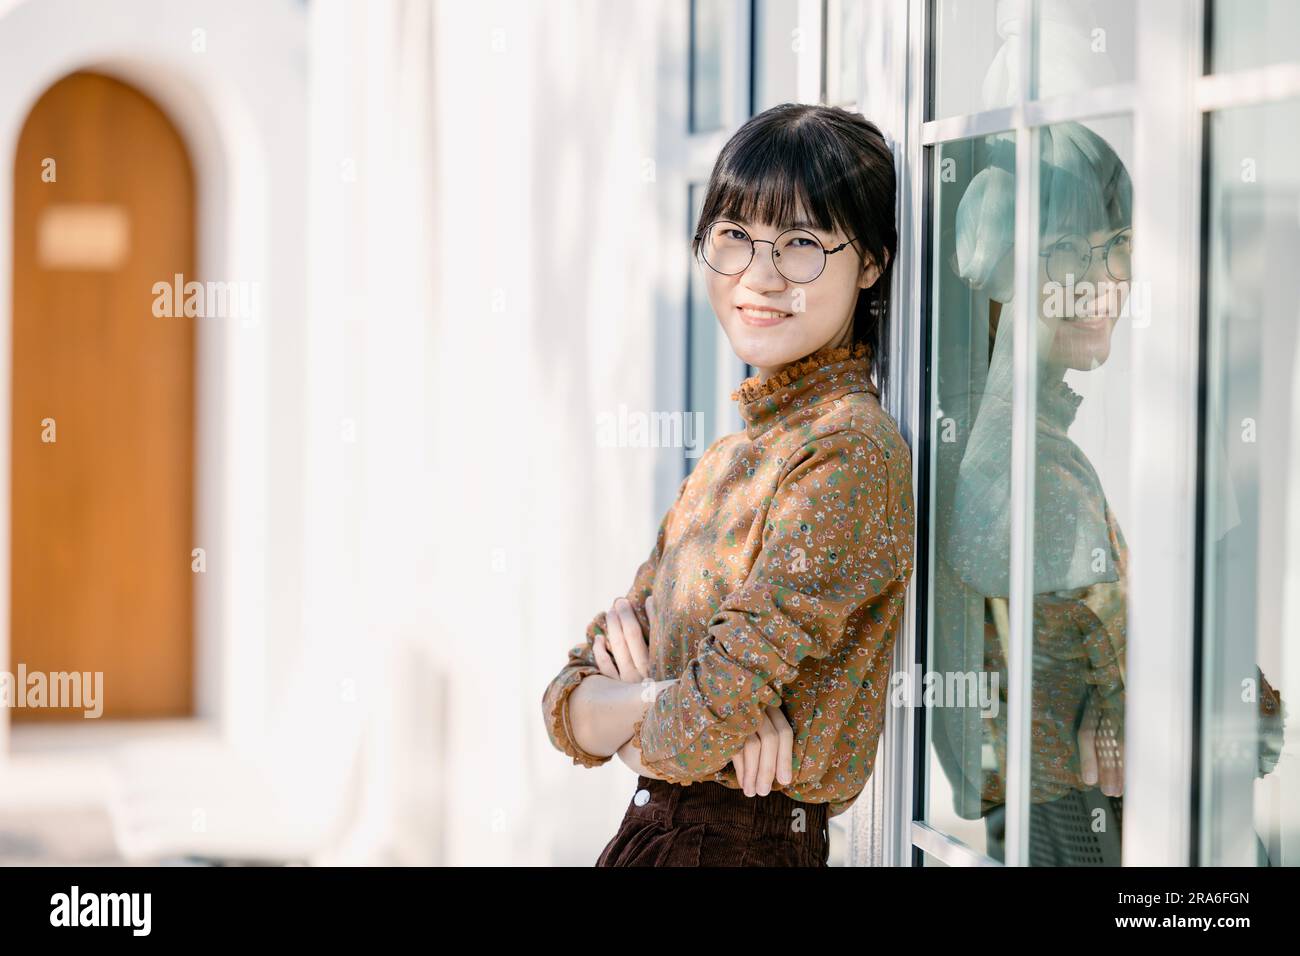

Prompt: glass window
[
  {"left": 751, "top": 0, "right": 801, "bottom": 114},
  {"left": 1201, "top": 97, "right": 1299, "bottom": 867},
  {"left": 691, "top": 0, "right": 732, "bottom": 133},
  {"left": 924, "top": 117, "right": 1136, "bottom": 867},
  {"left": 1210, "top": 0, "right": 1300, "bottom": 74},
  {"left": 826, "top": 0, "right": 865, "bottom": 106},
  {"left": 935, "top": 1, "right": 1134, "bottom": 119},
  {"left": 924, "top": 132, "right": 1016, "bottom": 860},
  {"left": 932, "top": 0, "right": 1006, "bottom": 117},
  {"left": 1034, "top": 0, "right": 1134, "bottom": 98},
  {"left": 1027, "top": 116, "right": 1133, "bottom": 867}
]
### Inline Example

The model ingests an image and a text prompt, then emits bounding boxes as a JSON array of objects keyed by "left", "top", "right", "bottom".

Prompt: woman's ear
[{"left": 858, "top": 249, "right": 890, "bottom": 290}]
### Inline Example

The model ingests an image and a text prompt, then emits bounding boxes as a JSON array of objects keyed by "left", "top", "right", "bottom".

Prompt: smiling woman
[
  {"left": 541, "top": 103, "right": 915, "bottom": 867},
  {"left": 688, "top": 103, "right": 897, "bottom": 389}
]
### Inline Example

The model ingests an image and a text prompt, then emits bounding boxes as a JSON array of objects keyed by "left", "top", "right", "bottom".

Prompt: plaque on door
[{"left": 37, "top": 203, "right": 130, "bottom": 270}]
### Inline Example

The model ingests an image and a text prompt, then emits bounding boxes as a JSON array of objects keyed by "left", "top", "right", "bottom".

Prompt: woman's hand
[
  {"left": 594, "top": 594, "right": 657, "bottom": 683},
  {"left": 619, "top": 711, "right": 795, "bottom": 792},
  {"left": 1078, "top": 692, "right": 1124, "bottom": 797},
  {"left": 615, "top": 672, "right": 676, "bottom": 780},
  {"left": 600, "top": 594, "right": 793, "bottom": 796},
  {"left": 732, "top": 705, "right": 794, "bottom": 797}
]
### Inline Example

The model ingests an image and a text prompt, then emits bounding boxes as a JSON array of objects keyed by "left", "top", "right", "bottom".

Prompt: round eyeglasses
[
  {"left": 694, "top": 219, "right": 858, "bottom": 284},
  {"left": 1040, "top": 227, "right": 1133, "bottom": 284}
]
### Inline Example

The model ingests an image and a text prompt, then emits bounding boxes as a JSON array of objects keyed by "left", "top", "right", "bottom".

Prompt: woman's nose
[
  {"left": 742, "top": 244, "right": 787, "bottom": 288},
  {"left": 1085, "top": 246, "right": 1112, "bottom": 284}
]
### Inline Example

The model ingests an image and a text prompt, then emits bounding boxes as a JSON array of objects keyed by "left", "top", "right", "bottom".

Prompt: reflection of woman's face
[{"left": 1037, "top": 226, "right": 1131, "bottom": 371}]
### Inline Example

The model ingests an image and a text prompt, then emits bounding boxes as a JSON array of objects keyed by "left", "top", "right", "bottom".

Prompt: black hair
[
  {"left": 690, "top": 103, "right": 898, "bottom": 395},
  {"left": 1038, "top": 122, "right": 1132, "bottom": 240},
  {"left": 980, "top": 123, "right": 1133, "bottom": 238}
]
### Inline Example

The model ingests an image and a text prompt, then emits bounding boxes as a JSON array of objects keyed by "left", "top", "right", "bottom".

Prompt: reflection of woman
[
  {"left": 933, "top": 122, "right": 1132, "bottom": 865},
  {"left": 932, "top": 122, "right": 1286, "bottom": 865}
]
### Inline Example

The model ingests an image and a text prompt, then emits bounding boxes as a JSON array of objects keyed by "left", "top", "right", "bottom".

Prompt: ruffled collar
[
  {"left": 1038, "top": 370, "right": 1084, "bottom": 432},
  {"left": 730, "top": 341, "right": 877, "bottom": 440}
]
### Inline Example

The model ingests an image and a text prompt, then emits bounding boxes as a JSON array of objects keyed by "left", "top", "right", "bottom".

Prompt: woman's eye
[
  {"left": 722, "top": 229, "right": 749, "bottom": 241},
  {"left": 1111, "top": 233, "right": 1132, "bottom": 250}
]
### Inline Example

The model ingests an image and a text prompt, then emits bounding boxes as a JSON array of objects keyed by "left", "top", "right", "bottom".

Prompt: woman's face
[
  {"left": 701, "top": 214, "right": 883, "bottom": 376},
  {"left": 1037, "top": 225, "right": 1131, "bottom": 371}
]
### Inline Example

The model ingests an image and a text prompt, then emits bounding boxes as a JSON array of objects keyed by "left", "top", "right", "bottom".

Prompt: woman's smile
[{"left": 736, "top": 303, "right": 793, "bottom": 326}]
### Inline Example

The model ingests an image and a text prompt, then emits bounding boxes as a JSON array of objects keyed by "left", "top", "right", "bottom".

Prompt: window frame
[
  {"left": 877, "top": 0, "right": 1206, "bottom": 868},
  {"left": 887, "top": 0, "right": 1300, "bottom": 868}
]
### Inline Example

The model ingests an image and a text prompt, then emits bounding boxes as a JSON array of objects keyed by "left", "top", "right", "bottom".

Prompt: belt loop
[{"left": 664, "top": 781, "right": 682, "bottom": 826}]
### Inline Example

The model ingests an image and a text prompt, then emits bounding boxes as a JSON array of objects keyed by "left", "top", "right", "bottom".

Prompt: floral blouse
[{"left": 541, "top": 341, "right": 915, "bottom": 817}]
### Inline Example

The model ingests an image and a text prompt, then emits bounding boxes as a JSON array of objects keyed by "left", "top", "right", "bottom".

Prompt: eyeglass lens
[{"left": 1045, "top": 230, "right": 1132, "bottom": 283}]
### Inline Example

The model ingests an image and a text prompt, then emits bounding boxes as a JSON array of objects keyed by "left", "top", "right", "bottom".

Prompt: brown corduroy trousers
[{"left": 595, "top": 774, "right": 830, "bottom": 867}]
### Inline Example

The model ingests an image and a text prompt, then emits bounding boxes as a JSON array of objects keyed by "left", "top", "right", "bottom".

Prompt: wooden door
[{"left": 10, "top": 71, "right": 195, "bottom": 721}]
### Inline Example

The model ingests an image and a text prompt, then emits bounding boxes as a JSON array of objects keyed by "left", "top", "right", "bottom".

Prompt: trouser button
[{"left": 633, "top": 788, "right": 651, "bottom": 806}]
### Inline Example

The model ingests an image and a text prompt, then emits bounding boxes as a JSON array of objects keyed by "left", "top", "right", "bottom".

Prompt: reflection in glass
[
  {"left": 932, "top": 0, "right": 1004, "bottom": 118},
  {"left": 1024, "top": 119, "right": 1133, "bottom": 866},
  {"left": 1033, "top": 0, "right": 1133, "bottom": 98},
  {"left": 935, "top": 0, "right": 1132, "bottom": 119},
  {"left": 1211, "top": 0, "right": 1300, "bottom": 75},
  {"left": 1202, "top": 98, "right": 1296, "bottom": 866},
  {"left": 928, "top": 119, "right": 1139, "bottom": 865},
  {"left": 925, "top": 133, "right": 1016, "bottom": 859}
]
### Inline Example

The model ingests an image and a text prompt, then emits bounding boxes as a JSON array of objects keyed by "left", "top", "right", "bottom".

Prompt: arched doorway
[{"left": 9, "top": 70, "right": 195, "bottom": 721}]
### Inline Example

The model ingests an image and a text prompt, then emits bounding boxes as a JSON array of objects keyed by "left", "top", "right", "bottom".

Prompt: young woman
[{"left": 542, "top": 103, "right": 915, "bottom": 867}]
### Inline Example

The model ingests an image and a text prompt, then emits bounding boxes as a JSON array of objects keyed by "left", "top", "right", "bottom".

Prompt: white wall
[
  {"left": 305, "top": 0, "right": 666, "bottom": 865},
  {"left": 432, "top": 0, "right": 666, "bottom": 867}
]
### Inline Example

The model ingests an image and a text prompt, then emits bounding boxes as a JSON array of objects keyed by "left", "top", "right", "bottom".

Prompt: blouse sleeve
[
  {"left": 631, "top": 427, "right": 910, "bottom": 783},
  {"left": 1069, "top": 507, "right": 1127, "bottom": 714},
  {"left": 541, "top": 475, "right": 689, "bottom": 768}
]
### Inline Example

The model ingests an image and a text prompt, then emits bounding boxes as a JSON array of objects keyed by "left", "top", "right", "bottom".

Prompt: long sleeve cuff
[{"left": 542, "top": 667, "right": 611, "bottom": 768}]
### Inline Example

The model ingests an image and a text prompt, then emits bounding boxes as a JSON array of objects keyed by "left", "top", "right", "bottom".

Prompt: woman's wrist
[{"left": 570, "top": 676, "right": 673, "bottom": 758}]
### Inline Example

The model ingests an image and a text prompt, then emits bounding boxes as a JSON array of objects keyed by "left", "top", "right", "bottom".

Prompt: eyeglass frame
[
  {"left": 693, "top": 219, "right": 859, "bottom": 284},
  {"left": 1038, "top": 226, "right": 1133, "bottom": 284}
]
